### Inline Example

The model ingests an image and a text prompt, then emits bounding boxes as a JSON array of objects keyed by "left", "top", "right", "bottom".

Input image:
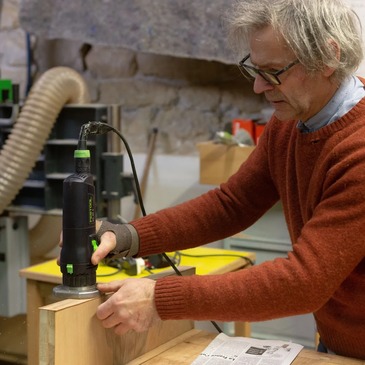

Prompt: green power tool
[{"left": 53, "top": 126, "right": 100, "bottom": 299}]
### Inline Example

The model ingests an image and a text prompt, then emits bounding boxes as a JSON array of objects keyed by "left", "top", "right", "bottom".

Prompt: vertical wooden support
[{"left": 234, "top": 321, "right": 251, "bottom": 337}]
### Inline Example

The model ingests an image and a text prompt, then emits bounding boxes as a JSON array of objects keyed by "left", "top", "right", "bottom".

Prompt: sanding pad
[{"left": 53, "top": 284, "right": 100, "bottom": 299}]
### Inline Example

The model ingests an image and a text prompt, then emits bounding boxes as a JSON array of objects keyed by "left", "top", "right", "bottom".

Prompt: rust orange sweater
[{"left": 132, "top": 97, "right": 365, "bottom": 359}]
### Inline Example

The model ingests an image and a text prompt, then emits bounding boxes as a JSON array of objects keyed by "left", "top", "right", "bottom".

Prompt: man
[{"left": 92, "top": 0, "right": 365, "bottom": 359}]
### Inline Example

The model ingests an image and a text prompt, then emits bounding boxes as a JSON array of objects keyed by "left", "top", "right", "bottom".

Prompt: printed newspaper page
[{"left": 191, "top": 333, "right": 304, "bottom": 365}]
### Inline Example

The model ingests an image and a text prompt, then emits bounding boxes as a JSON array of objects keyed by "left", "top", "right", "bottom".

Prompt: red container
[{"left": 232, "top": 119, "right": 254, "bottom": 139}]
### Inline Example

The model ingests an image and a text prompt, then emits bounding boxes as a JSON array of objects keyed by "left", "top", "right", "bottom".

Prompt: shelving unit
[{"left": 0, "top": 104, "right": 109, "bottom": 215}]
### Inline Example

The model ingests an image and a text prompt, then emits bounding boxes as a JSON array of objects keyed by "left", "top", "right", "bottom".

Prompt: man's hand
[
  {"left": 96, "top": 278, "right": 160, "bottom": 336},
  {"left": 57, "top": 220, "right": 117, "bottom": 265},
  {"left": 58, "top": 220, "right": 139, "bottom": 265},
  {"left": 91, "top": 220, "right": 117, "bottom": 265}
]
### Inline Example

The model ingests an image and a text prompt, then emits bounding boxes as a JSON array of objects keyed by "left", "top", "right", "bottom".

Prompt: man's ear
[
  {"left": 323, "top": 39, "right": 340, "bottom": 77},
  {"left": 323, "top": 65, "right": 336, "bottom": 78}
]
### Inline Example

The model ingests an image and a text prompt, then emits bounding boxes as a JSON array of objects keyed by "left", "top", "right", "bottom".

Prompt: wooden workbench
[
  {"left": 127, "top": 329, "right": 365, "bottom": 365},
  {"left": 19, "top": 247, "right": 255, "bottom": 365},
  {"left": 39, "top": 297, "right": 364, "bottom": 365}
]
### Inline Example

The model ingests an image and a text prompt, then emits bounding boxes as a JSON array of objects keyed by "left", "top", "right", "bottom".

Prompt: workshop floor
[{"left": 0, "top": 314, "right": 27, "bottom": 365}]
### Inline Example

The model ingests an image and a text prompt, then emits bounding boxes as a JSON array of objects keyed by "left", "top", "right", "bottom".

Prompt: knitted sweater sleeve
[{"left": 132, "top": 112, "right": 365, "bottom": 321}]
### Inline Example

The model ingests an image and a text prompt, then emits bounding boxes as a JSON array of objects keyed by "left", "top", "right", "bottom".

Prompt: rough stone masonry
[{"left": 1, "top": 0, "right": 266, "bottom": 155}]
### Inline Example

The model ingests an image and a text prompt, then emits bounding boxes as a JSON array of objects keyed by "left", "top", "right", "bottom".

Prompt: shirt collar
[{"left": 297, "top": 76, "right": 365, "bottom": 133}]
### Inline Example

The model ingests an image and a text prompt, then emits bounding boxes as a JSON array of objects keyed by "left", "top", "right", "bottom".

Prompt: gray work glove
[{"left": 96, "top": 221, "right": 139, "bottom": 258}]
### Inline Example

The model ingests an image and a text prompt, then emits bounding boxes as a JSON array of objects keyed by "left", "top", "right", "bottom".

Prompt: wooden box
[{"left": 197, "top": 141, "right": 255, "bottom": 185}]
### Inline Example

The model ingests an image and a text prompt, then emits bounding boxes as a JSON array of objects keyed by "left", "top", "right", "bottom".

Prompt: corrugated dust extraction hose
[{"left": 0, "top": 66, "right": 90, "bottom": 258}]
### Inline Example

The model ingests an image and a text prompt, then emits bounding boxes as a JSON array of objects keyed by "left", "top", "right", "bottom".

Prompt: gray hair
[{"left": 227, "top": 0, "right": 364, "bottom": 82}]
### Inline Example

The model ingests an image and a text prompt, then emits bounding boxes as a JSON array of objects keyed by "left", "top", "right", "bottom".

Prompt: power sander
[{"left": 53, "top": 125, "right": 100, "bottom": 299}]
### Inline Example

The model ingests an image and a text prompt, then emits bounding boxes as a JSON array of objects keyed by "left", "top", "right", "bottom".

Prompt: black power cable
[{"left": 82, "top": 121, "right": 223, "bottom": 333}]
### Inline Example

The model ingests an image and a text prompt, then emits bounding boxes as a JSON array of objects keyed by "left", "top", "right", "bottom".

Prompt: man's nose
[{"left": 253, "top": 75, "right": 275, "bottom": 94}]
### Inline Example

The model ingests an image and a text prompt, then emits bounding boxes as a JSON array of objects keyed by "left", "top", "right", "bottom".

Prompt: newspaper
[{"left": 191, "top": 333, "right": 304, "bottom": 365}]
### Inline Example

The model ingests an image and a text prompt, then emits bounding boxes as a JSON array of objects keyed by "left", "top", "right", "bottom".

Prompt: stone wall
[
  {"left": 0, "top": 0, "right": 29, "bottom": 98},
  {"left": 0, "top": 0, "right": 265, "bottom": 155}
]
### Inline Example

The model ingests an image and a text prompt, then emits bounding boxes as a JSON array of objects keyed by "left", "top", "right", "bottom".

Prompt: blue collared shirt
[{"left": 297, "top": 76, "right": 365, "bottom": 133}]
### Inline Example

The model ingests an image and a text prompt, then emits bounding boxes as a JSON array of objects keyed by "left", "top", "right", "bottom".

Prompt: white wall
[
  {"left": 348, "top": 0, "right": 365, "bottom": 76},
  {"left": 121, "top": 154, "right": 215, "bottom": 218}
]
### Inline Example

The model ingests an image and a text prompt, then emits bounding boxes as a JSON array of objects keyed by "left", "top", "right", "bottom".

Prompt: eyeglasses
[{"left": 238, "top": 54, "right": 299, "bottom": 85}]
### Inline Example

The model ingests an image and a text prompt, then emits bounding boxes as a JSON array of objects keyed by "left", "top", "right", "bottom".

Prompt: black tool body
[{"left": 54, "top": 151, "right": 100, "bottom": 299}]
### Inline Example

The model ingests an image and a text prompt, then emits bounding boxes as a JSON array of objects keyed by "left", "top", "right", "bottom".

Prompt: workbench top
[
  {"left": 128, "top": 329, "right": 365, "bottom": 365},
  {"left": 20, "top": 246, "right": 255, "bottom": 283}
]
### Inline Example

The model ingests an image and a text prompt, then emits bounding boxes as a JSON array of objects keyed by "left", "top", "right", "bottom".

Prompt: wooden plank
[
  {"left": 24, "top": 266, "right": 196, "bottom": 365},
  {"left": 39, "top": 266, "right": 196, "bottom": 365},
  {"left": 26, "top": 279, "right": 47, "bottom": 365},
  {"left": 110, "top": 318, "right": 193, "bottom": 364},
  {"left": 39, "top": 296, "right": 193, "bottom": 365},
  {"left": 126, "top": 329, "right": 203, "bottom": 365},
  {"left": 296, "top": 349, "right": 365, "bottom": 365},
  {"left": 144, "top": 266, "right": 195, "bottom": 279},
  {"left": 39, "top": 298, "right": 113, "bottom": 365}
]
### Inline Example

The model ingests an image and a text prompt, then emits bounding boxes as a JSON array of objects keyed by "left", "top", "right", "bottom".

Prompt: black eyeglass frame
[{"left": 238, "top": 54, "right": 299, "bottom": 85}]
